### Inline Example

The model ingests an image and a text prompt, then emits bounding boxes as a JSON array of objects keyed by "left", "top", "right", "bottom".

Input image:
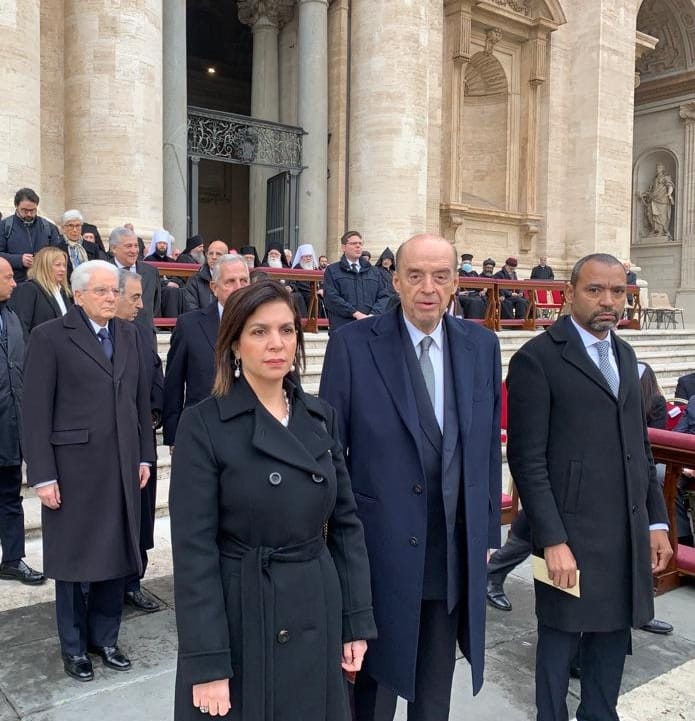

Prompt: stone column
[
  {"left": 348, "top": 0, "right": 430, "bottom": 247},
  {"left": 163, "top": 0, "right": 188, "bottom": 248},
  {"left": 0, "top": 1, "right": 41, "bottom": 206},
  {"left": 239, "top": 1, "right": 293, "bottom": 249},
  {"left": 557, "top": 0, "right": 638, "bottom": 259},
  {"left": 676, "top": 102, "right": 695, "bottom": 318},
  {"left": 298, "top": 0, "right": 329, "bottom": 255},
  {"left": 63, "top": 1, "right": 163, "bottom": 234}
]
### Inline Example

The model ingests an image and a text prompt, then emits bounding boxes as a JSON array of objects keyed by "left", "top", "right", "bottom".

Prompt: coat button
[
  {"left": 277, "top": 629, "right": 290, "bottom": 644},
  {"left": 632, "top": 505, "right": 638, "bottom": 513},
  {"left": 269, "top": 472, "right": 282, "bottom": 486},
  {"left": 413, "top": 484, "right": 423, "bottom": 495},
  {"left": 312, "top": 474, "right": 324, "bottom": 483},
  {"left": 409, "top": 536, "right": 419, "bottom": 546},
  {"left": 626, "top": 454, "right": 631, "bottom": 461}
]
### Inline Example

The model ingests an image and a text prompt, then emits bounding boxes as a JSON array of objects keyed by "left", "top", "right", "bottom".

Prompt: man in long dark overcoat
[
  {"left": 22, "top": 260, "right": 155, "bottom": 682},
  {"left": 320, "top": 234, "right": 502, "bottom": 721},
  {"left": 506, "top": 253, "right": 672, "bottom": 721}
]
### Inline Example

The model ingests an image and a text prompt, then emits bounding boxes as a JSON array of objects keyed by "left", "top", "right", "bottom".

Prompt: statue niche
[{"left": 641, "top": 162, "right": 675, "bottom": 240}]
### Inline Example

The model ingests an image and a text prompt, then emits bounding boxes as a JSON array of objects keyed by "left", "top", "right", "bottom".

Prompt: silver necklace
[{"left": 281, "top": 389, "right": 291, "bottom": 427}]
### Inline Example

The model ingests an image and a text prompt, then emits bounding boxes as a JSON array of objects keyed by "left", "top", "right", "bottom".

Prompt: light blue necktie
[
  {"left": 419, "top": 336, "right": 435, "bottom": 409},
  {"left": 595, "top": 340, "right": 619, "bottom": 397}
]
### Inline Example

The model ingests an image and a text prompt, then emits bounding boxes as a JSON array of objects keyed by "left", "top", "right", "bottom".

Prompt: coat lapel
[
  {"left": 367, "top": 312, "right": 421, "bottom": 449},
  {"left": 614, "top": 334, "right": 635, "bottom": 407},
  {"left": 40, "top": 285, "right": 61, "bottom": 317},
  {"left": 65, "top": 306, "right": 113, "bottom": 376},
  {"left": 111, "top": 319, "right": 128, "bottom": 382},
  {"left": 199, "top": 302, "right": 219, "bottom": 350},
  {"left": 551, "top": 316, "right": 617, "bottom": 402},
  {"left": 443, "top": 314, "right": 476, "bottom": 439}
]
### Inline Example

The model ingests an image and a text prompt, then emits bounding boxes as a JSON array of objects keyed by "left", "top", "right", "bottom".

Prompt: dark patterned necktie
[
  {"left": 595, "top": 340, "right": 619, "bottom": 397},
  {"left": 97, "top": 328, "right": 113, "bottom": 361}
]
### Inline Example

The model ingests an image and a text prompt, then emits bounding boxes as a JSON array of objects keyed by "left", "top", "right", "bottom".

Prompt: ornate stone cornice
[
  {"left": 237, "top": 0, "right": 295, "bottom": 28},
  {"left": 490, "top": 0, "right": 530, "bottom": 16},
  {"left": 681, "top": 102, "right": 695, "bottom": 123}
]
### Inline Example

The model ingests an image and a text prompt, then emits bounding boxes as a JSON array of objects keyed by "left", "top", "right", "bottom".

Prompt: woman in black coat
[
  {"left": 169, "top": 280, "right": 376, "bottom": 719},
  {"left": 12, "top": 246, "right": 72, "bottom": 334}
]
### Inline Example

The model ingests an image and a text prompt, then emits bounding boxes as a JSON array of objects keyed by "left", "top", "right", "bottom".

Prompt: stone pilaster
[
  {"left": 163, "top": 0, "right": 188, "bottom": 248},
  {"left": 0, "top": 1, "right": 41, "bottom": 206},
  {"left": 40, "top": 0, "right": 65, "bottom": 224},
  {"left": 348, "top": 0, "right": 431, "bottom": 248},
  {"left": 239, "top": 0, "right": 294, "bottom": 249},
  {"left": 558, "top": 0, "right": 638, "bottom": 259},
  {"left": 63, "top": 1, "right": 163, "bottom": 234},
  {"left": 298, "top": 0, "right": 329, "bottom": 255},
  {"left": 676, "top": 102, "right": 695, "bottom": 317}
]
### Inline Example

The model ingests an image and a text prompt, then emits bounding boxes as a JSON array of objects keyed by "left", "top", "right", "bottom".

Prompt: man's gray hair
[
  {"left": 61, "top": 209, "right": 83, "bottom": 225},
  {"left": 71, "top": 260, "right": 119, "bottom": 292},
  {"left": 211, "top": 253, "right": 249, "bottom": 282},
  {"left": 109, "top": 226, "right": 137, "bottom": 249},
  {"left": 118, "top": 268, "right": 142, "bottom": 293}
]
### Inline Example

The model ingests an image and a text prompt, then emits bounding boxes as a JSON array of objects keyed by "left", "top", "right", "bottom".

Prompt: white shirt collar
[
  {"left": 87, "top": 317, "right": 109, "bottom": 334},
  {"left": 218, "top": 302, "right": 224, "bottom": 318},
  {"left": 402, "top": 313, "right": 444, "bottom": 351},
  {"left": 570, "top": 315, "right": 611, "bottom": 351}
]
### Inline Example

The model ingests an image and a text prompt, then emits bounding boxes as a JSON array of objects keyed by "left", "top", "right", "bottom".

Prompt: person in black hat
[
  {"left": 177, "top": 236, "right": 206, "bottom": 266},
  {"left": 494, "top": 256, "right": 528, "bottom": 320},
  {"left": 480, "top": 258, "right": 496, "bottom": 278},
  {"left": 239, "top": 245, "right": 261, "bottom": 270},
  {"left": 457, "top": 253, "right": 486, "bottom": 319}
]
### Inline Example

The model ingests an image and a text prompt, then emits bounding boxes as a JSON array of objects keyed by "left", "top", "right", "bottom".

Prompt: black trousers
[
  {"left": 501, "top": 296, "right": 529, "bottom": 319},
  {"left": 354, "top": 600, "right": 458, "bottom": 721},
  {"left": 487, "top": 512, "right": 531, "bottom": 584},
  {"left": 536, "top": 624, "right": 630, "bottom": 721},
  {"left": 55, "top": 578, "right": 126, "bottom": 656},
  {"left": 0, "top": 465, "right": 24, "bottom": 564}
]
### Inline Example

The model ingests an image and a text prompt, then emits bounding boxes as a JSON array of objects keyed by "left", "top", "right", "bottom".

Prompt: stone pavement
[{"left": 1, "top": 518, "right": 694, "bottom": 720}]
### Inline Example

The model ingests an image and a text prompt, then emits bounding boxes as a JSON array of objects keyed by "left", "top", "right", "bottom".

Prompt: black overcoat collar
[
  {"left": 215, "top": 376, "right": 332, "bottom": 475},
  {"left": 547, "top": 315, "right": 632, "bottom": 405},
  {"left": 198, "top": 301, "right": 220, "bottom": 350}
]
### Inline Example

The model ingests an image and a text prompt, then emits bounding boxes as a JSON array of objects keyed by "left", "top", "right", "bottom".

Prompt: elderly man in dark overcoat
[
  {"left": 506, "top": 253, "right": 672, "bottom": 721},
  {"left": 320, "top": 234, "right": 502, "bottom": 721},
  {"left": 23, "top": 259, "right": 155, "bottom": 682}
]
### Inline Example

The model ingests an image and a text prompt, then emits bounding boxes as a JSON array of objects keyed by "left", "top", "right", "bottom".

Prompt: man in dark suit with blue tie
[
  {"left": 506, "top": 253, "right": 673, "bottom": 721},
  {"left": 162, "top": 254, "right": 250, "bottom": 449},
  {"left": 320, "top": 234, "right": 502, "bottom": 721}
]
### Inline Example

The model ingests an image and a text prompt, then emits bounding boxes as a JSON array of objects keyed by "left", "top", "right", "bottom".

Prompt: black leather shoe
[
  {"left": 640, "top": 618, "right": 674, "bottom": 635},
  {"left": 486, "top": 581, "right": 512, "bottom": 611},
  {"left": 0, "top": 560, "right": 45, "bottom": 585},
  {"left": 62, "top": 653, "right": 94, "bottom": 682},
  {"left": 124, "top": 589, "right": 160, "bottom": 612},
  {"left": 88, "top": 645, "right": 131, "bottom": 671}
]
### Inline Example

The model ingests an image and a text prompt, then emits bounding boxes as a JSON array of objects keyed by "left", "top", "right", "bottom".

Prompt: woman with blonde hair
[{"left": 12, "top": 246, "right": 72, "bottom": 334}]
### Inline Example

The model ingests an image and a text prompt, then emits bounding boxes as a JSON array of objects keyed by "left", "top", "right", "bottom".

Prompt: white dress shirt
[
  {"left": 403, "top": 314, "right": 444, "bottom": 432},
  {"left": 52, "top": 287, "right": 68, "bottom": 316}
]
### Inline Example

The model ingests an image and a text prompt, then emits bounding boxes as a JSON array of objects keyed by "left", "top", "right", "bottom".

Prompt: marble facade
[{"left": 0, "top": 0, "right": 693, "bottom": 290}]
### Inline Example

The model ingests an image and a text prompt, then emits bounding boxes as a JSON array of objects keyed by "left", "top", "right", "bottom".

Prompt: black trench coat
[
  {"left": 506, "top": 316, "right": 668, "bottom": 631},
  {"left": 170, "top": 378, "right": 376, "bottom": 721},
  {"left": 22, "top": 306, "right": 155, "bottom": 581}
]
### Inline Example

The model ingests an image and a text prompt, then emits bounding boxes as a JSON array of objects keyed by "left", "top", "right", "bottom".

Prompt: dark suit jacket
[
  {"left": 162, "top": 302, "right": 219, "bottom": 445},
  {"left": 0, "top": 304, "right": 23, "bottom": 465},
  {"left": 22, "top": 306, "right": 155, "bottom": 582},
  {"left": 110, "top": 260, "right": 161, "bottom": 330},
  {"left": 506, "top": 315, "right": 668, "bottom": 632},
  {"left": 319, "top": 309, "right": 501, "bottom": 698},
  {"left": 675, "top": 371, "right": 695, "bottom": 405},
  {"left": 11, "top": 280, "right": 72, "bottom": 335}
]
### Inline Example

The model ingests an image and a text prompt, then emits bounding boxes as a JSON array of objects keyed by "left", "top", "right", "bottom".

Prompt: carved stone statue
[{"left": 641, "top": 163, "right": 675, "bottom": 239}]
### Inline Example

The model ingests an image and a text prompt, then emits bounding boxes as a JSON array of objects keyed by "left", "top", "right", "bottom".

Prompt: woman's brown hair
[{"left": 212, "top": 279, "right": 306, "bottom": 397}]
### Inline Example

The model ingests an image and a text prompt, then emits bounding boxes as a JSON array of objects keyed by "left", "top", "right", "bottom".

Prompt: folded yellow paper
[{"left": 531, "top": 555, "right": 581, "bottom": 598}]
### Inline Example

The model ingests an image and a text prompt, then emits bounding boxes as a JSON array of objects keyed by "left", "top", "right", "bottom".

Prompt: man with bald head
[
  {"left": 320, "top": 234, "right": 502, "bottom": 721},
  {"left": 182, "top": 239, "right": 229, "bottom": 311}
]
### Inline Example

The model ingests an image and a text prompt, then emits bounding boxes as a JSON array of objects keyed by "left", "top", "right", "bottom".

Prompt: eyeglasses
[
  {"left": 84, "top": 287, "right": 119, "bottom": 297},
  {"left": 64, "top": 223, "right": 82, "bottom": 230}
]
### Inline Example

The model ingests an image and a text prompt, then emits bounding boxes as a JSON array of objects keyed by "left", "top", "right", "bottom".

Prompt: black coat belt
[{"left": 218, "top": 533, "right": 326, "bottom": 720}]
